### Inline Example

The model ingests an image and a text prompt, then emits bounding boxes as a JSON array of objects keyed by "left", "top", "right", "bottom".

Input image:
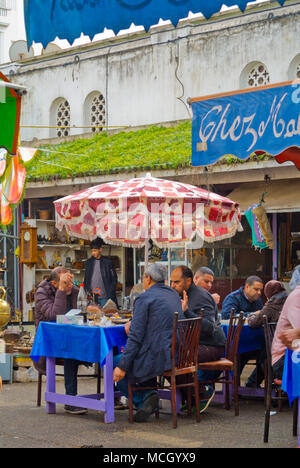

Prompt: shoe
[
  {"left": 114, "top": 396, "right": 129, "bottom": 410},
  {"left": 245, "top": 380, "right": 261, "bottom": 389},
  {"left": 64, "top": 405, "right": 88, "bottom": 415},
  {"left": 199, "top": 385, "right": 215, "bottom": 414},
  {"left": 133, "top": 393, "right": 159, "bottom": 423}
]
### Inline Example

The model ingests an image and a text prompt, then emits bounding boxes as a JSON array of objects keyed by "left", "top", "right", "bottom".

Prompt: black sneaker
[
  {"left": 64, "top": 405, "right": 88, "bottom": 415},
  {"left": 114, "top": 397, "right": 128, "bottom": 410},
  {"left": 133, "top": 393, "right": 159, "bottom": 423}
]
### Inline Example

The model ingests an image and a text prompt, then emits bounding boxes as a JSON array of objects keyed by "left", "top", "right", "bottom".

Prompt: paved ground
[{"left": 0, "top": 377, "right": 298, "bottom": 450}]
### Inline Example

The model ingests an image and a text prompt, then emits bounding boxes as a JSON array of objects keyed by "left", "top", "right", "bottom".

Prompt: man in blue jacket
[
  {"left": 222, "top": 276, "right": 264, "bottom": 320},
  {"left": 221, "top": 275, "right": 264, "bottom": 387},
  {"left": 113, "top": 263, "right": 183, "bottom": 422}
]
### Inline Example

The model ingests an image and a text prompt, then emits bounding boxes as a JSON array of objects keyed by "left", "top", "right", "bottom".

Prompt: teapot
[{"left": 0, "top": 287, "right": 10, "bottom": 329}]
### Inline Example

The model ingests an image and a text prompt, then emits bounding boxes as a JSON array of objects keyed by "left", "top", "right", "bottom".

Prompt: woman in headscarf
[
  {"left": 247, "top": 280, "right": 287, "bottom": 328},
  {"left": 245, "top": 280, "right": 288, "bottom": 388},
  {"left": 271, "top": 266, "right": 300, "bottom": 380}
]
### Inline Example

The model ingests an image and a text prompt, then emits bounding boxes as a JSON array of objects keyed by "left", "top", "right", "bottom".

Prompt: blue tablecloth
[
  {"left": 222, "top": 323, "right": 265, "bottom": 354},
  {"left": 30, "top": 322, "right": 127, "bottom": 367},
  {"left": 282, "top": 349, "right": 300, "bottom": 404}
]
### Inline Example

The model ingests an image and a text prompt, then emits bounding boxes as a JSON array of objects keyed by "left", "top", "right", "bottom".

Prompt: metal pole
[
  {"left": 272, "top": 213, "right": 278, "bottom": 280},
  {"left": 133, "top": 248, "right": 137, "bottom": 285}
]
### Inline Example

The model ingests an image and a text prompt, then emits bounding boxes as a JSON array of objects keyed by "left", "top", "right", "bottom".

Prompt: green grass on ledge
[{"left": 25, "top": 120, "right": 271, "bottom": 182}]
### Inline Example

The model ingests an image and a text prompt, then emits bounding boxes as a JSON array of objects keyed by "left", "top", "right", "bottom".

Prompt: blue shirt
[{"left": 222, "top": 286, "right": 263, "bottom": 320}]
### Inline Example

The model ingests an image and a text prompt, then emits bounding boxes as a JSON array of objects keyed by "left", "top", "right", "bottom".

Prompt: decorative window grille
[
  {"left": 90, "top": 93, "right": 105, "bottom": 132},
  {"left": 56, "top": 100, "right": 70, "bottom": 138},
  {"left": 247, "top": 63, "right": 270, "bottom": 87}
]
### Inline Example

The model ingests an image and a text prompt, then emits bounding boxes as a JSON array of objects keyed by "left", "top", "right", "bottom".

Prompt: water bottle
[{"left": 77, "top": 283, "right": 88, "bottom": 323}]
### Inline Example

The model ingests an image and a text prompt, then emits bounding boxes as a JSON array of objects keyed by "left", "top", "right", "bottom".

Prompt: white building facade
[
  {"left": 0, "top": 2, "right": 299, "bottom": 144},
  {"left": 0, "top": 0, "right": 25, "bottom": 64}
]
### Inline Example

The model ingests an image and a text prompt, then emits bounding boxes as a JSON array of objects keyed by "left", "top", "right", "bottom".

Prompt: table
[
  {"left": 30, "top": 322, "right": 127, "bottom": 423},
  {"left": 281, "top": 348, "right": 300, "bottom": 447},
  {"left": 222, "top": 322, "right": 265, "bottom": 355}
]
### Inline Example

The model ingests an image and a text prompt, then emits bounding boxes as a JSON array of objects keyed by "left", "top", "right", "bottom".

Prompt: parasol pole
[{"left": 144, "top": 207, "right": 150, "bottom": 272}]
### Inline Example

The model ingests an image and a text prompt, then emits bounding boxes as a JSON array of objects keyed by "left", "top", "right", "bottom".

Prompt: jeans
[
  {"left": 64, "top": 358, "right": 81, "bottom": 396},
  {"left": 113, "top": 354, "right": 157, "bottom": 409}
]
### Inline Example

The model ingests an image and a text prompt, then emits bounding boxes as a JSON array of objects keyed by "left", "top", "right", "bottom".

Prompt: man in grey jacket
[
  {"left": 34, "top": 267, "right": 86, "bottom": 415},
  {"left": 113, "top": 263, "right": 183, "bottom": 422}
]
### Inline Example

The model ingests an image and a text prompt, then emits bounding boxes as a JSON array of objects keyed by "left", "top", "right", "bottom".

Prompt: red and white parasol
[{"left": 54, "top": 174, "right": 242, "bottom": 249}]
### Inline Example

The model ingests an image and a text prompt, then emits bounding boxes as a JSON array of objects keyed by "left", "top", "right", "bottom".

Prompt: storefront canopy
[
  {"left": 228, "top": 179, "right": 300, "bottom": 213},
  {"left": 190, "top": 81, "right": 300, "bottom": 170},
  {"left": 23, "top": 0, "right": 287, "bottom": 48}
]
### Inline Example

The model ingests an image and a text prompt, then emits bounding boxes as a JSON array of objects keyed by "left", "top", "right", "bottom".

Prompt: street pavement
[{"left": 0, "top": 378, "right": 298, "bottom": 449}]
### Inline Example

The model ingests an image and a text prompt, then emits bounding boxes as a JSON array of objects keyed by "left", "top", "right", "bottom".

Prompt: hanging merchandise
[
  {"left": 245, "top": 202, "right": 274, "bottom": 250},
  {"left": 252, "top": 204, "right": 274, "bottom": 249},
  {"left": 0, "top": 149, "right": 7, "bottom": 177},
  {"left": 2, "top": 155, "right": 26, "bottom": 205}
]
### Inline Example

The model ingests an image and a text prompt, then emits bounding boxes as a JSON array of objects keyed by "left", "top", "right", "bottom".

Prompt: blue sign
[
  {"left": 190, "top": 81, "right": 300, "bottom": 166},
  {"left": 24, "top": 0, "right": 286, "bottom": 48}
]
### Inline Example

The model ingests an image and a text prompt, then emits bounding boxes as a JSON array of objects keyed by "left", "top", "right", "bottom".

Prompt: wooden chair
[
  {"left": 263, "top": 315, "right": 298, "bottom": 443},
  {"left": 197, "top": 309, "right": 245, "bottom": 416},
  {"left": 128, "top": 311, "right": 203, "bottom": 428}
]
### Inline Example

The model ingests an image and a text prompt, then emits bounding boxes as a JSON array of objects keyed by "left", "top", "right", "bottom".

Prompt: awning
[
  {"left": 190, "top": 81, "right": 300, "bottom": 170},
  {"left": 23, "top": 0, "right": 287, "bottom": 48},
  {"left": 227, "top": 179, "right": 300, "bottom": 213}
]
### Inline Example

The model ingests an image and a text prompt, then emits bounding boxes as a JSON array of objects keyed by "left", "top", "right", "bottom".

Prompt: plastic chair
[
  {"left": 197, "top": 309, "right": 245, "bottom": 416},
  {"left": 262, "top": 315, "right": 298, "bottom": 443},
  {"left": 128, "top": 311, "right": 203, "bottom": 428}
]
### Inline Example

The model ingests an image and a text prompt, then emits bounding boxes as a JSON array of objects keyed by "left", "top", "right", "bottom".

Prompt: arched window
[
  {"left": 240, "top": 61, "right": 270, "bottom": 89},
  {"left": 84, "top": 91, "right": 106, "bottom": 133},
  {"left": 50, "top": 98, "right": 71, "bottom": 139},
  {"left": 288, "top": 54, "right": 300, "bottom": 81},
  {"left": 56, "top": 100, "right": 71, "bottom": 138}
]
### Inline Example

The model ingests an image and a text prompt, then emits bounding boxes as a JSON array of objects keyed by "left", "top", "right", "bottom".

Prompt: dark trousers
[
  {"left": 239, "top": 347, "right": 266, "bottom": 387},
  {"left": 272, "top": 355, "right": 285, "bottom": 381},
  {"left": 177, "top": 345, "right": 225, "bottom": 401},
  {"left": 64, "top": 358, "right": 81, "bottom": 396}
]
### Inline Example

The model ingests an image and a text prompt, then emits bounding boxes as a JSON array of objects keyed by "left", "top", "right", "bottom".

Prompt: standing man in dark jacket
[
  {"left": 171, "top": 266, "right": 226, "bottom": 412},
  {"left": 113, "top": 263, "right": 183, "bottom": 423},
  {"left": 34, "top": 267, "right": 87, "bottom": 415},
  {"left": 84, "top": 237, "right": 118, "bottom": 307}
]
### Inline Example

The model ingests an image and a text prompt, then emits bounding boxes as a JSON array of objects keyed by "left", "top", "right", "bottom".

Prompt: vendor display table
[
  {"left": 281, "top": 348, "right": 300, "bottom": 447},
  {"left": 30, "top": 322, "right": 127, "bottom": 423}
]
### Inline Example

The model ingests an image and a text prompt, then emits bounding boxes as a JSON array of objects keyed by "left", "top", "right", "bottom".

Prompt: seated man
[
  {"left": 221, "top": 275, "right": 264, "bottom": 388},
  {"left": 221, "top": 275, "right": 264, "bottom": 320},
  {"left": 194, "top": 266, "right": 220, "bottom": 305},
  {"left": 34, "top": 267, "right": 87, "bottom": 415},
  {"left": 272, "top": 267, "right": 300, "bottom": 380},
  {"left": 113, "top": 263, "right": 183, "bottom": 423},
  {"left": 170, "top": 266, "right": 226, "bottom": 412},
  {"left": 245, "top": 280, "right": 287, "bottom": 388}
]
